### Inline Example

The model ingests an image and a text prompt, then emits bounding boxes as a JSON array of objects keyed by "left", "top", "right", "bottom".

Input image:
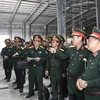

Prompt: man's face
[
  {"left": 33, "top": 40, "right": 40, "bottom": 47},
  {"left": 87, "top": 37, "right": 100, "bottom": 51},
  {"left": 5, "top": 42, "right": 11, "bottom": 47},
  {"left": 72, "top": 35, "right": 82, "bottom": 46},
  {"left": 14, "top": 40, "right": 21, "bottom": 47},
  {"left": 51, "top": 39, "right": 59, "bottom": 48}
]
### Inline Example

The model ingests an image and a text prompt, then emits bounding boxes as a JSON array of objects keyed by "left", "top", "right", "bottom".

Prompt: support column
[
  {"left": 9, "top": 24, "right": 12, "bottom": 40},
  {"left": 22, "top": 24, "right": 26, "bottom": 40},
  {"left": 45, "top": 25, "right": 48, "bottom": 38},
  {"left": 29, "top": 24, "right": 31, "bottom": 35},
  {"left": 96, "top": 0, "right": 100, "bottom": 29},
  {"left": 56, "top": 0, "right": 66, "bottom": 40}
]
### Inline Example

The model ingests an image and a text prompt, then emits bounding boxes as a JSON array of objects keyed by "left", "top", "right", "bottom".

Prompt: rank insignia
[{"left": 93, "top": 52, "right": 98, "bottom": 57}]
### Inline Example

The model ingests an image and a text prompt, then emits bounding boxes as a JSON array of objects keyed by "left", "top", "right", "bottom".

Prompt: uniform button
[
  {"left": 33, "top": 64, "right": 36, "bottom": 67},
  {"left": 74, "top": 58, "right": 76, "bottom": 59},
  {"left": 52, "top": 60, "right": 53, "bottom": 61},
  {"left": 83, "top": 74, "right": 85, "bottom": 76},
  {"left": 70, "top": 70, "right": 72, "bottom": 72},
  {"left": 77, "top": 52, "right": 78, "bottom": 53},
  {"left": 87, "top": 67, "right": 88, "bottom": 68},
  {"left": 90, "top": 60, "right": 91, "bottom": 61},
  {"left": 72, "top": 64, "right": 73, "bottom": 65},
  {"left": 90, "top": 67, "right": 92, "bottom": 69},
  {"left": 79, "top": 58, "right": 81, "bottom": 60}
]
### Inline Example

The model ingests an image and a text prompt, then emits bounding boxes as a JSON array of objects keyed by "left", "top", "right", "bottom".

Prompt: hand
[
  {"left": 62, "top": 74, "right": 66, "bottom": 78},
  {"left": 4, "top": 56, "right": 8, "bottom": 60},
  {"left": 45, "top": 71, "right": 49, "bottom": 76},
  {"left": 79, "top": 79, "right": 87, "bottom": 89},
  {"left": 27, "top": 57, "right": 30, "bottom": 62},
  {"left": 76, "top": 79, "right": 83, "bottom": 90},
  {"left": 35, "top": 57, "right": 41, "bottom": 62},
  {"left": 49, "top": 48, "right": 56, "bottom": 53},
  {"left": 12, "top": 53, "right": 19, "bottom": 57}
]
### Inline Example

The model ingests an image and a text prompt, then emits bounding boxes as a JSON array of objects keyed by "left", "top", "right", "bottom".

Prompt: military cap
[
  {"left": 52, "top": 35, "right": 61, "bottom": 43},
  {"left": 90, "top": 27, "right": 100, "bottom": 40},
  {"left": 25, "top": 42, "right": 29, "bottom": 45},
  {"left": 5, "top": 39, "right": 11, "bottom": 43},
  {"left": 33, "top": 34, "right": 43, "bottom": 41},
  {"left": 21, "top": 38, "right": 25, "bottom": 42},
  {"left": 58, "top": 35, "right": 65, "bottom": 42},
  {"left": 48, "top": 35, "right": 53, "bottom": 38},
  {"left": 71, "top": 26, "right": 87, "bottom": 39},
  {"left": 14, "top": 36, "right": 22, "bottom": 42}
]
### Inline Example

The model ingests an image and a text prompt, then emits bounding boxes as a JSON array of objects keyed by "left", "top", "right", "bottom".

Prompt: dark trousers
[
  {"left": 14, "top": 65, "right": 25, "bottom": 88},
  {"left": 50, "top": 68, "right": 63, "bottom": 100},
  {"left": 28, "top": 66, "right": 43, "bottom": 99},
  {"left": 4, "top": 69, "right": 12, "bottom": 80}
]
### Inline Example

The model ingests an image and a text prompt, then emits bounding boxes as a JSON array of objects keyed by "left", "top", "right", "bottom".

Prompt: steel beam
[
  {"left": 45, "top": 16, "right": 57, "bottom": 25},
  {"left": 30, "top": 2, "right": 49, "bottom": 24},
  {"left": 24, "top": 1, "right": 42, "bottom": 24},
  {"left": 96, "top": 0, "right": 100, "bottom": 29},
  {"left": 56, "top": 0, "right": 66, "bottom": 40},
  {"left": 10, "top": 0, "right": 22, "bottom": 24}
]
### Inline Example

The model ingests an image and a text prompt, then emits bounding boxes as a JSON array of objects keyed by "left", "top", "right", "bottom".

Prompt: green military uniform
[
  {"left": 12, "top": 37, "right": 26, "bottom": 92},
  {"left": 58, "top": 35, "right": 69, "bottom": 98},
  {"left": 46, "top": 35, "right": 64, "bottom": 100},
  {"left": 26, "top": 35, "right": 47, "bottom": 100},
  {"left": 53, "top": 27, "right": 91, "bottom": 100},
  {"left": 81, "top": 27, "right": 100, "bottom": 100},
  {"left": 1, "top": 39, "right": 13, "bottom": 82}
]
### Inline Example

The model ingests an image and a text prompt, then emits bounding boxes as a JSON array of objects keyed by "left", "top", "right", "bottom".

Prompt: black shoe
[
  {"left": 14, "top": 86, "right": 20, "bottom": 89},
  {"left": 7, "top": 79, "right": 10, "bottom": 82},
  {"left": 26, "top": 93, "right": 34, "bottom": 98},
  {"left": 34, "top": 88, "right": 38, "bottom": 91},
  {"left": 47, "top": 83, "right": 51, "bottom": 87},
  {"left": 4, "top": 77, "right": 7, "bottom": 80},
  {"left": 13, "top": 81, "right": 17, "bottom": 84},
  {"left": 19, "top": 88, "right": 23, "bottom": 93}
]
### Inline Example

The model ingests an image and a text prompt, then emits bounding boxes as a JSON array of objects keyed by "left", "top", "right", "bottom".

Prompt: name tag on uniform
[
  {"left": 79, "top": 55, "right": 83, "bottom": 57},
  {"left": 39, "top": 51, "right": 42, "bottom": 53}
]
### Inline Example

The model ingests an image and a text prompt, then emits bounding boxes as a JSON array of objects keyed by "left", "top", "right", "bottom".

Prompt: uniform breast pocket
[
  {"left": 88, "top": 62, "right": 97, "bottom": 70},
  {"left": 38, "top": 51, "right": 42, "bottom": 56}
]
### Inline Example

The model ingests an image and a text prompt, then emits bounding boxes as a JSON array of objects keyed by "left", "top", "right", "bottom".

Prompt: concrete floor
[{"left": 0, "top": 57, "right": 68, "bottom": 100}]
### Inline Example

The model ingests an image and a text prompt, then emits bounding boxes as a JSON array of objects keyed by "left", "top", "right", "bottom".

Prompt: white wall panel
[
  {"left": 12, "top": 29, "right": 22, "bottom": 40},
  {"left": 0, "top": 29, "right": 9, "bottom": 52}
]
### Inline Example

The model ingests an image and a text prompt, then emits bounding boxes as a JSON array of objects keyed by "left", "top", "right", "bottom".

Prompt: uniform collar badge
[
  {"left": 93, "top": 52, "right": 98, "bottom": 57},
  {"left": 81, "top": 46, "right": 84, "bottom": 50}
]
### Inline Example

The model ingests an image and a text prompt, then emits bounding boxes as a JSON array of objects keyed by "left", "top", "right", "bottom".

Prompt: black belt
[
  {"left": 50, "top": 66, "right": 61, "bottom": 69},
  {"left": 68, "top": 76, "right": 78, "bottom": 80},
  {"left": 84, "top": 91, "right": 100, "bottom": 95}
]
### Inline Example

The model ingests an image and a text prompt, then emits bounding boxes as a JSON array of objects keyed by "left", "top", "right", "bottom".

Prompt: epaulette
[
  {"left": 40, "top": 46, "right": 44, "bottom": 49},
  {"left": 21, "top": 47, "right": 25, "bottom": 50},
  {"left": 60, "top": 48, "right": 64, "bottom": 51},
  {"left": 69, "top": 45, "right": 75, "bottom": 48},
  {"left": 29, "top": 46, "right": 34, "bottom": 49},
  {"left": 9, "top": 46, "right": 12, "bottom": 48}
]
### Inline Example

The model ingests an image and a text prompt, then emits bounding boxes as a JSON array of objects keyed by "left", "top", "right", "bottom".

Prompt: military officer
[
  {"left": 1, "top": 39, "right": 13, "bottom": 82},
  {"left": 26, "top": 35, "right": 47, "bottom": 100},
  {"left": 58, "top": 35, "right": 69, "bottom": 98},
  {"left": 45, "top": 35, "right": 64, "bottom": 100},
  {"left": 50, "top": 27, "right": 91, "bottom": 100},
  {"left": 29, "top": 39, "right": 34, "bottom": 49},
  {"left": 12, "top": 36, "right": 26, "bottom": 93},
  {"left": 76, "top": 27, "right": 100, "bottom": 100}
]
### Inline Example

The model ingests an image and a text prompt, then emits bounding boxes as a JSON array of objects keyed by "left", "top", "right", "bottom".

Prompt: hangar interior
[{"left": 0, "top": 0, "right": 99, "bottom": 100}]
